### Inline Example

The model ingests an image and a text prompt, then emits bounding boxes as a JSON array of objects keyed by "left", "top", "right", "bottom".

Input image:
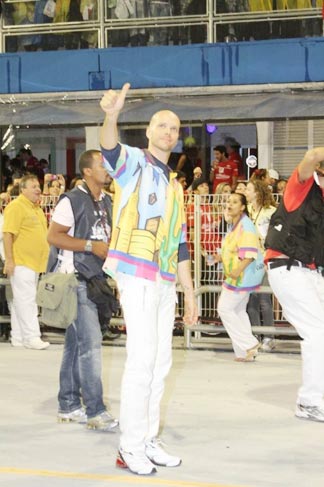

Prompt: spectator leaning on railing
[
  {"left": 245, "top": 179, "right": 277, "bottom": 352},
  {"left": 41, "top": 173, "right": 66, "bottom": 224},
  {"left": 42, "top": 173, "right": 66, "bottom": 197}
]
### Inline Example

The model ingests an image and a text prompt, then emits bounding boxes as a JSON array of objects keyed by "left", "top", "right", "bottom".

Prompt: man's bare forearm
[
  {"left": 3, "top": 232, "right": 14, "bottom": 262},
  {"left": 47, "top": 222, "right": 108, "bottom": 260},
  {"left": 100, "top": 114, "right": 119, "bottom": 150},
  {"left": 298, "top": 147, "right": 324, "bottom": 182},
  {"left": 177, "top": 259, "right": 198, "bottom": 326},
  {"left": 177, "top": 259, "right": 194, "bottom": 297}
]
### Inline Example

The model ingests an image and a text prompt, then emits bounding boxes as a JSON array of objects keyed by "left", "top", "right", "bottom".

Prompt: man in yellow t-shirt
[{"left": 3, "top": 174, "right": 50, "bottom": 349}]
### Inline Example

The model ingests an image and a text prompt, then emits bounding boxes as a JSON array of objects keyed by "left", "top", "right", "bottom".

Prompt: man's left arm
[
  {"left": 177, "top": 259, "right": 197, "bottom": 326},
  {"left": 298, "top": 147, "right": 324, "bottom": 182},
  {"left": 3, "top": 232, "right": 15, "bottom": 276},
  {"left": 3, "top": 204, "right": 22, "bottom": 276}
]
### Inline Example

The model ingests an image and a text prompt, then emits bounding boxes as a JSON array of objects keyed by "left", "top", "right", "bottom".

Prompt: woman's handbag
[{"left": 36, "top": 272, "right": 78, "bottom": 329}]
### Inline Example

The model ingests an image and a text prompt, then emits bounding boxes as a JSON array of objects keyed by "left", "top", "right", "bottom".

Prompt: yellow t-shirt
[{"left": 3, "top": 194, "right": 49, "bottom": 273}]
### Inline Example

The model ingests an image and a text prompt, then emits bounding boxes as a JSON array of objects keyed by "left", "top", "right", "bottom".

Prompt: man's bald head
[
  {"left": 146, "top": 110, "right": 181, "bottom": 163},
  {"left": 149, "top": 110, "right": 180, "bottom": 128}
]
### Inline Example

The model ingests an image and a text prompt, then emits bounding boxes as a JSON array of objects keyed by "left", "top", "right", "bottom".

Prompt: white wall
[
  {"left": 209, "top": 123, "right": 257, "bottom": 149},
  {"left": 85, "top": 126, "right": 101, "bottom": 151}
]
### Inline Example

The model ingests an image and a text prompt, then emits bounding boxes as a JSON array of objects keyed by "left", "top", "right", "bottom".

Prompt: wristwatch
[{"left": 84, "top": 240, "right": 93, "bottom": 253}]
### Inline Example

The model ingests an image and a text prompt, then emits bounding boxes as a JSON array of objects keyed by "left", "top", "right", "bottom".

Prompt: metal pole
[
  {"left": 99, "top": 0, "right": 105, "bottom": 48},
  {"left": 207, "top": 0, "right": 213, "bottom": 43}
]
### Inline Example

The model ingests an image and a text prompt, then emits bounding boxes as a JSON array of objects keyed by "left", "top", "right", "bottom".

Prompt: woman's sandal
[{"left": 234, "top": 342, "right": 261, "bottom": 362}]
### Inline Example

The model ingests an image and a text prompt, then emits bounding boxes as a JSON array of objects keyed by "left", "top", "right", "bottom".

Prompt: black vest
[
  {"left": 265, "top": 182, "right": 324, "bottom": 267},
  {"left": 68, "top": 187, "right": 112, "bottom": 279},
  {"left": 47, "top": 187, "right": 112, "bottom": 279}
]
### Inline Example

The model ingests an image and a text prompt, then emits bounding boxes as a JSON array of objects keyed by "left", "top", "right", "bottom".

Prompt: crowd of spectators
[
  {"left": 1, "top": 0, "right": 206, "bottom": 51},
  {"left": 171, "top": 140, "right": 288, "bottom": 345},
  {"left": 1, "top": 0, "right": 99, "bottom": 51},
  {"left": 0, "top": 147, "right": 120, "bottom": 346},
  {"left": 0, "top": 141, "right": 288, "bottom": 350},
  {"left": 2, "top": 0, "right": 320, "bottom": 53},
  {"left": 1, "top": 149, "right": 60, "bottom": 216}
]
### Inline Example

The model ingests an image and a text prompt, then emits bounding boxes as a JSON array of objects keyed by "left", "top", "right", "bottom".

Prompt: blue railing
[{"left": 1, "top": 38, "right": 324, "bottom": 94}]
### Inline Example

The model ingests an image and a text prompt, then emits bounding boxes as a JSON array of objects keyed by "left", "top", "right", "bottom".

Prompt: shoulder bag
[{"left": 36, "top": 272, "right": 78, "bottom": 329}]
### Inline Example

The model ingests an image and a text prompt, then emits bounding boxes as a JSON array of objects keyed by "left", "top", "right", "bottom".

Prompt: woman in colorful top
[{"left": 217, "top": 192, "right": 264, "bottom": 362}]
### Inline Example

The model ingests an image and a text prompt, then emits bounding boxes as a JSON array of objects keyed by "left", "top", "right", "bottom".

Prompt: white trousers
[
  {"left": 268, "top": 266, "right": 324, "bottom": 407},
  {"left": 217, "top": 286, "right": 259, "bottom": 358},
  {"left": 116, "top": 272, "right": 176, "bottom": 452},
  {"left": 10, "top": 265, "right": 41, "bottom": 342}
]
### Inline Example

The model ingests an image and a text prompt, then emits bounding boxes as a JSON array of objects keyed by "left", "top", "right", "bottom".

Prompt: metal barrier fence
[
  {"left": 1, "top": 192, "right": 296, "bottom": 347},
  {"left": 181, "top": 192, "right": 295, "bottom": 348}
]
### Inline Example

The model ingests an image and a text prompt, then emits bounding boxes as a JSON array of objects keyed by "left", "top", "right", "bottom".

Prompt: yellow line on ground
[{"left": 0, "top": 467, "right": 247, "bottom": 487}]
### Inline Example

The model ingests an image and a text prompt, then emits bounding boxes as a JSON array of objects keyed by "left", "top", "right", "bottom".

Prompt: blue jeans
[
  {"left": 247, "top": 293, "right": 274, "bottom": 327},
  {"left": 58, "top": 281, "right": 106, "bottom": 419}
]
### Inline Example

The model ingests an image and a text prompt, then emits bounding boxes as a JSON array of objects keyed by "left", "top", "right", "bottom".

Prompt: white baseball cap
[{"left": 269, "top": 169, "right": 279, "bottom": 180}]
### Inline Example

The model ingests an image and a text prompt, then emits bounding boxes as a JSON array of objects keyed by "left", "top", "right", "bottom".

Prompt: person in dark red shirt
[
  {"left": 225, "top": 139, "right": 244, "bottom": 179},
  {"left": 186, "top": 177, "right": 221, "bottom": 260},
  {"left": 210, "top": 145, "right": 238, "bottom": 193},
  {"left": 186, "top": 176, "right": 221, "bottom": 315}
]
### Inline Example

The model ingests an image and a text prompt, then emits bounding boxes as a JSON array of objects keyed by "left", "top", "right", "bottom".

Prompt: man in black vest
[
  {"left": 47, "top": 150, "right": 118, "bottom": 431},
  {"left": 265, "top": 148, "right": 324, "bottom": 422}
]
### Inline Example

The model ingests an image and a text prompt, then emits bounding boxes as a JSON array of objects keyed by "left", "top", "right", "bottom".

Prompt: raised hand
[
  {"left": 100, "top": 83, "right": 130, "bottom": 117},
  {"left": 44, "top": 173, "right": 52, "bottom": 183},
  {"left": 57, "top": 174, "right": 66, "bottom": 189}
]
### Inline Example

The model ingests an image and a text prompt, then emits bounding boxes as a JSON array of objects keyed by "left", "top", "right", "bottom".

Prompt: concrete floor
[{"left": 0, "top": 340, "right": 323, "bottom": 487}]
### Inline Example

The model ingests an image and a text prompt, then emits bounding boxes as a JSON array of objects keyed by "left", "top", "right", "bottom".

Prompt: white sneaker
[
  {"left": 295, "top": 403, "right": 324, "bottom": 422},
  {"left": 57, "top": 407, "right": 87, "bottom": 423},
  {"left": 261, "top": 338, "right": 275, "bottom": 352},
  {"left": 24, "top": 338, "right": 50, "bottom": 350},
  {"left": 87, "top": 411, "right": 118, "bottom": 431},
  {"left": 116, "top": 448, "right": 156, "bottom": 475},
  {"left": 145, "top": 438, "right": 181, "bottom": 467},
  {"left": 11, "top": 338, "right": 24, "bottom": 347}
]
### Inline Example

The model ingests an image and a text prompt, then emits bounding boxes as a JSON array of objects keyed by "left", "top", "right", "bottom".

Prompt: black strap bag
[{"left": 85, "top": 276, "right": 119, "bottom": 330}]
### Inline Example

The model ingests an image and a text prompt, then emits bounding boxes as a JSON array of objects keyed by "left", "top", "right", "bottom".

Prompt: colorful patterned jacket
[{"left": 102, "top": 144, "right": 187, "bottom": 283}]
